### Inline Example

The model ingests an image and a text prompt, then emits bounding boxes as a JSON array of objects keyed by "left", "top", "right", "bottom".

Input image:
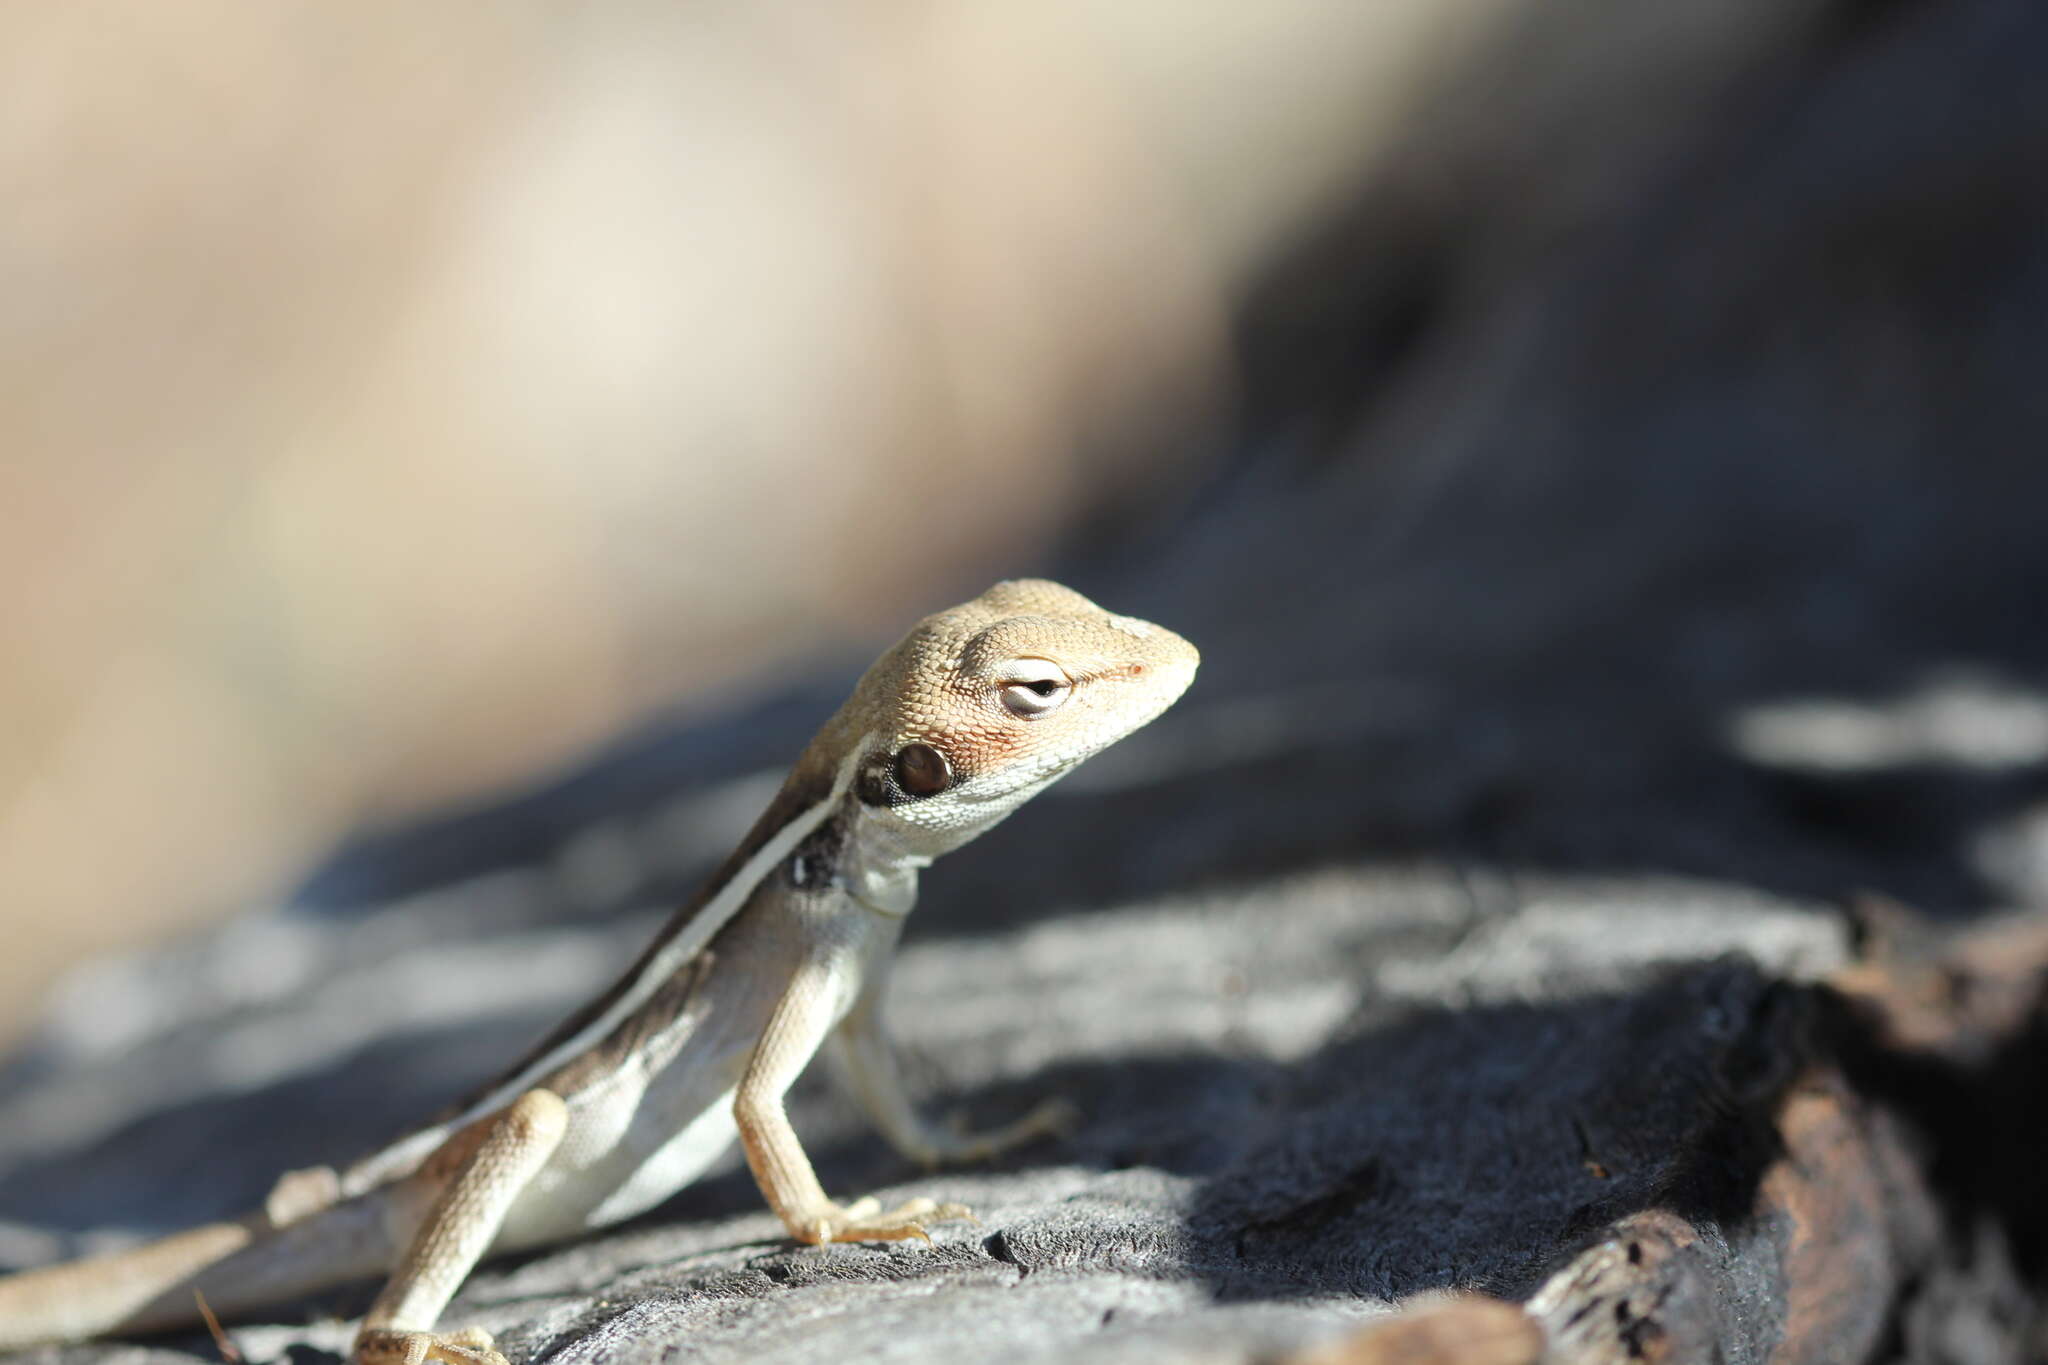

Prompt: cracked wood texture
[{"left": 10, "top": 0, "right": 2048, "bottom": 1361}]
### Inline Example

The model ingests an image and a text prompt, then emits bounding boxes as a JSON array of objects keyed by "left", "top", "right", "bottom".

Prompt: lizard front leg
[
  {"left": 827, "top": 976, "right": 1074, "bottom": 1168},
  {"left": 353, "top": 1089, "right": 568, "bottom": 1365},
  {"left": 735, "top": 960, "right": 968, "bottom": 1243}
]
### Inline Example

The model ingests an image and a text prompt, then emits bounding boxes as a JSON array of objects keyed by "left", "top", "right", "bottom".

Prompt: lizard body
[{"left": 0, "top": 580, "right": 1198, "bottom": 1364}]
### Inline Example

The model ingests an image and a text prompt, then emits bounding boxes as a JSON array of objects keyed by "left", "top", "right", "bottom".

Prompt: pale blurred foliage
[{"left": 0, "top": 0, "right": 1517, "bottom": 1031}]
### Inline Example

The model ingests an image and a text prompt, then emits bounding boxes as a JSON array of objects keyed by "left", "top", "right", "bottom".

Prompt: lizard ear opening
[{"left": 892, "top": 742, "right": 953, "bottom": 797}]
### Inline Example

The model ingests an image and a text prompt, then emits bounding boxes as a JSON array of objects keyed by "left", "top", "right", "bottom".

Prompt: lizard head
[{"left": 843, "top": 578, "right": 1199, "bottom": 852}]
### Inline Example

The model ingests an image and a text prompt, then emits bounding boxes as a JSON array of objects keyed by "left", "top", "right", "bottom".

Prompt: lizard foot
[
  {"left": 936, "top": 1097, "right": 1080, "bottom": 1164},
  {"left": 892, "top": 1098, "right": 1082, "bottom": 1170},
  {"left": 795, "top": 1194, "right": 973, "bottom": 1244},
  {"left": 263, "top": 1163, "right": 342, "bottom": 1227},
  {"left": 354, "top": 1325, "right": 509, "bottom": 1365}
]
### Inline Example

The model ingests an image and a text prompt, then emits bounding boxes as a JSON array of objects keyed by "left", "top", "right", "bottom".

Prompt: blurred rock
[{"left": 11, "top": 0, "right": 2048, "bottom": 1360}]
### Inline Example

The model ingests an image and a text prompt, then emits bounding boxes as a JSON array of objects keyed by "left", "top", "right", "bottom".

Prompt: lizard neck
[{"left": 840, "top": 802, "right": 929, "bottom": 918}]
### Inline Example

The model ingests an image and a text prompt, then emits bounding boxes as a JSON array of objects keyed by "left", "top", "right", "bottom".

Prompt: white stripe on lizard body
[{"left": 0, "top": 580, "right": 1199, "bottom": 1365}]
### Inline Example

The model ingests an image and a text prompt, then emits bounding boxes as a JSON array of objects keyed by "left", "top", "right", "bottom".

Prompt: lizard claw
[{"left": 796, "top": 1195, "right": 974, "bottom": 1244}]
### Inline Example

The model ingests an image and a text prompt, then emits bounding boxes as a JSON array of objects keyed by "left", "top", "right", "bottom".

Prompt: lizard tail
[
  {"left": 0, "top": 1219, "right": 258, "bottom": 1346},
  {"left": 0, "top": 1194, "right": 394, "bottom": 1347}
]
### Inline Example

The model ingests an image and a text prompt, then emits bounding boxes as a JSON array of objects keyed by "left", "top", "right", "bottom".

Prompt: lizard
[{"left": 0, "top": 578, "right": 1198, "bottom": 1365}]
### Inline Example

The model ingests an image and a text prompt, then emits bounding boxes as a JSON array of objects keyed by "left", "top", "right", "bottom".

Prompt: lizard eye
[
  {"left": 998, "top": 659, "right": 1072, "bottom": 718},
  {"left": 893, "top": 742, "right": 953, "bottom": 796}
]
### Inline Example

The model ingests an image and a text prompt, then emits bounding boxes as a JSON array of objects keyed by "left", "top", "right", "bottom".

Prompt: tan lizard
[{"left": 0, "top": 579, "right": 1198, "bottom": 1364}]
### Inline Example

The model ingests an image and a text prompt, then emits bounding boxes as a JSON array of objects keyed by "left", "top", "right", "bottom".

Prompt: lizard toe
[{"left": 354, "top": 1326, "right": 509, "bottom": 1365}]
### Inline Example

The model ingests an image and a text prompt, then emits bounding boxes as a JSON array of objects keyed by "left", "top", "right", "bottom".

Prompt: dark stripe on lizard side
[
  {"left": 540, "top": 946, "right": 720, "bottom": 1095},
  {"left": 401, "top": 762, "right": 842, "bottom": 1131}
]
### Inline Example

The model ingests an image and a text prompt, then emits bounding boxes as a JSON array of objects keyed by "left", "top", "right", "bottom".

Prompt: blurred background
[{"left": 6, "top": 0, "right": 2048, "bottom": 1055}]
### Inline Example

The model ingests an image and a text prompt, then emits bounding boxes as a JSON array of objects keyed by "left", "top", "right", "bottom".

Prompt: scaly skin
[{"left": 0, "top": 580, "right": 1199, "bottom": 1362}]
